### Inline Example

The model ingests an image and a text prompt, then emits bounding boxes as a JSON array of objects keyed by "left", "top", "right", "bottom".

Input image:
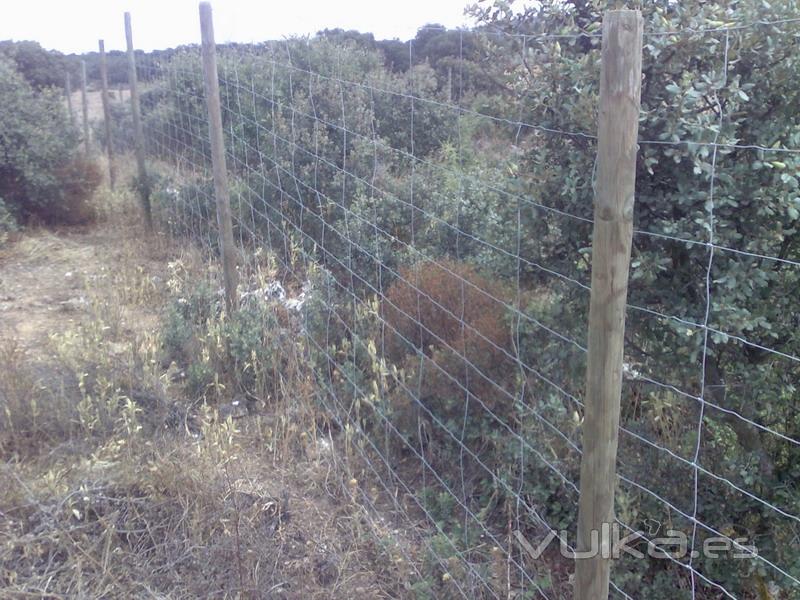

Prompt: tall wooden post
[
  {"left": 98, "top": 40, "right": 116, "bottom": 189},
  {"left": 574, "top": 10, "right": 642, "bottom": 600},
  {"left": 80, "top": 60, "right": 90, "bottom": 155},
  {"left": 125, "top": 12, "right": 153, "bottom": 231},
  {"left": 65, "top": 72, "right": 76, "bottom": 127},
  {"left": 199, "top": 1, "right": 238, "bottom": 312}
]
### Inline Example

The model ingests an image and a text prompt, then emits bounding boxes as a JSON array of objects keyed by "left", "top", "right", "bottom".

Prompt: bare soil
[{"left": 0, "top": 226, "right": 158, "bottom": 352}]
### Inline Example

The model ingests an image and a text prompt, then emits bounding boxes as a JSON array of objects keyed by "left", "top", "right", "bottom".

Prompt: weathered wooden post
[
  {"left": 98, "top": 40, "right": 116, "bottom": 189},
  {"left": 447, "top": 66, "right": 453, "bottom": 102},
  {"left": 125, "top": 12, "right": 153, "bottom": 231},
  {"left": 80, "top": 60, "right": 90, "bottom": 155},
  {"left": 199, "top": 1, "right": 238, "bottom": 312},
  {"left": 65, "top": 72, "right": 76, "bottom": 127},
  {"left": 574, "top": 10, "right": 643, "bottom": 600}
]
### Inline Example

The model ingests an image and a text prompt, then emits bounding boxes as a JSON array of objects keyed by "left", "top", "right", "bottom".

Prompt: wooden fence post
[
  {"left": 574, "top": 10, "right": 643, "bottom": 600},
  {"left": 98, "top": 40, "right": 116, "bottom": 189},
  {"left": 125, "top": 12, "right": 153, "bottom": 231},
  {"left": 65, "top": 72, "right": 76, "bottom": 127},
  {"left": 80, "top": 60, "right": 90, "bottom": 155},
  {"left": 199, "top": 1, "right": 238, "bottom": 313}
]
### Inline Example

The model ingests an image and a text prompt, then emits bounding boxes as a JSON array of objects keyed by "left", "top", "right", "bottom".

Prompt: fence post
[
  {"left": 65, "top": 72, "right": 76, "bottom": 127},
  {"left": 575, "top": 10, "right": 643, "bottom": 600},
  {"left": 199, "top": 1, "right": 238, "bottom": 313},
  {"left": 80, "top": 60, "right": 90, "bottom": 155},
  {"left": 125, "top": 12, "right": 153, "bottom": 231},
  {"left": 98, "top": 40, "right": 116, "bottom": 189}
]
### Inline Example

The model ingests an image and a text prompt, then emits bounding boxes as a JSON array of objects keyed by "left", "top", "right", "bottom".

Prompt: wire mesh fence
[{"left": 106, "top": 4, "right": 800, "bottom": 598}]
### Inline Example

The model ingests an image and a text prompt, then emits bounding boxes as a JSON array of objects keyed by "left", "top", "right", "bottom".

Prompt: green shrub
[
  {"left": 92, "top": 101, "right": 135, "bottom": 154},
  {"left": 186, "top": 361, "right": 215, "bottom": 399},
  {"left": 0, "top": 40, "right": 71, "bottom": 90},
  {"left": 0, "top": 198, "right": 18, "bottom": 245},
  {"left": 160, "top": 275, "right": 292, "bottom": 405},
  {"left": 151, "top": 178, "right": 216, "bottom": 242},
  {"left": 0, "top": 56, "right": 99, "bottom": 225},
  {"left": 161, "top": 281, "right": 218, "bottom": 367}
]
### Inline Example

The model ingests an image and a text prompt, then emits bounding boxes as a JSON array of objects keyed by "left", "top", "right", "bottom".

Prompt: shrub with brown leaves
[
  {"left": 46, "top": 157, "right": 103, "bottom": 225},
  {"left": 381, "top": 259, "right": 515, "bottom": 419}
]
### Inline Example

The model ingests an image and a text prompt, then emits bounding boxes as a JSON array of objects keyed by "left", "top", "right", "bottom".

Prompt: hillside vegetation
[
  {"left": 2, "top": 0, "right": 800, "bottom": 598},
  {"left": 132, "top": 1, "right": 800, "bottom": 596}
]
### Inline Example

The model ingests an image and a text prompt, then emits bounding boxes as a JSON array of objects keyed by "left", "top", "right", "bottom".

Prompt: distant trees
[
  {"left": 78, "top": 49, "right": 129, "bottom": 85},
  {"left": 0, "top": 40, "right": 138, "bottom": 91},
  {"left": 0, "top": 40, "right": 75, "bottom": 89}
]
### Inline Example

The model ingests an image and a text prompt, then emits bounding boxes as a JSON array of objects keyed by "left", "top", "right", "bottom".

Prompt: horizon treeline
[{"left": 0, "top": 24, "right": 481, "bottom": 89}]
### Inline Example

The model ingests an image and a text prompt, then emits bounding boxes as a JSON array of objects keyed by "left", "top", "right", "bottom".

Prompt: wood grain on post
[
  {"left": 98, "top": 40, "right": 116, "bottom": 189},
  {"left": 80, "top": 60, "right": 90, "bottom": 155},
  {"left": 574, "top": 10, "right": 642, "bottom": 600},
  {"left": 125, "top": 12, "right": 153, "bottom": 231},
  {"left": 65, "top": 72, "right": 76, "bottom": 127},
  {"left": 199, "top": 1, "right": 238, "bottom": 312}
]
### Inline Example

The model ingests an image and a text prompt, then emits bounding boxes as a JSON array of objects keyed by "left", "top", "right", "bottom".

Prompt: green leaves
[{"left": 0, "top": 57, "right": 82, "bottom": 222}]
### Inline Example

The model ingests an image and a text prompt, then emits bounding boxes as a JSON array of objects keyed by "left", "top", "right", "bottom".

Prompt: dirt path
[
  {"left": 0, "top": 224, "right": 161, "bottom": 354},
  {"left": 0, "top": 212, "right": 415, "bottom": 599}
]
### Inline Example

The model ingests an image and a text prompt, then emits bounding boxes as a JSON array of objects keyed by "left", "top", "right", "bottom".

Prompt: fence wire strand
[{"left": 133, "top": 12, "right": 800, "bottom": 599}]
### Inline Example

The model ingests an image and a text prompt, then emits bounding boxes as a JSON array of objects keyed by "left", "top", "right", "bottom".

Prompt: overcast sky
[{"left": 0, "top": 0, "right": 478, "bottom": 54}]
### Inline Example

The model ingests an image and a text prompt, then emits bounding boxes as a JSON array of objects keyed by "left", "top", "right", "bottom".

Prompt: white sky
[{"left": 0, "top": 0, "right": 477, "bottom": 54}]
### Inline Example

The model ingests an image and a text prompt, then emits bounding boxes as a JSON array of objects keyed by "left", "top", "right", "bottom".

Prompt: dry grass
[
  {"left": 0, "top": 167, "right": 424, "bottom": 599},
  {"left": 0, "top": 427, "right": 412, "bottom": 598}
]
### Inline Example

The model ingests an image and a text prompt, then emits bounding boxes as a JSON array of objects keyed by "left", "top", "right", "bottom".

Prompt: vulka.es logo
[{"left": 515, "top": 524, "right": 757, "bottom": 561}]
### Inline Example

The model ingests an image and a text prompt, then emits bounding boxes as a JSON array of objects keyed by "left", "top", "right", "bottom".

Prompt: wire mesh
[{"left": 132, "top": 10, "right": 800, "bottom": 598}]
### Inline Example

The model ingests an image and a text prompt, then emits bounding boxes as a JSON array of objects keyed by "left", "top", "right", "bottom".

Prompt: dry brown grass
[
  {"left": 0, "top": 169, "right": 423, "bottom": 599},
  {"left": 0, "top": 427, "right": 413, "bottom": 598}
]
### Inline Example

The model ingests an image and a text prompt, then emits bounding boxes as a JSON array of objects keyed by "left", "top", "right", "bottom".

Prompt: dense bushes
[
  {"left": 0, "top": 57, "right": 100, "bottom": 227},
  {"left": 140, "top": 3, "right": 800, "bottom": 596},
  {"left": 0, "top": 40, "right": 72, "bottom": 89},
  {"left": 472, "top": 1, "right": 800, "bottom": 595}
]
